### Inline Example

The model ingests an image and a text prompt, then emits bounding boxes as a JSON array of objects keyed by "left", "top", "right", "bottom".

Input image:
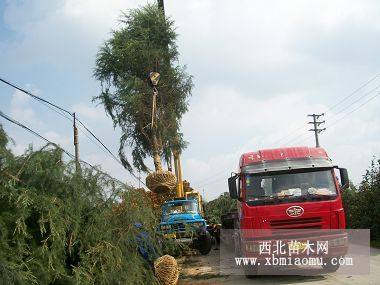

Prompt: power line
[
  {"left": 74, "top": 117, "right": 146, "bottom": 185},
  {"left": 75, "top": 118, "right": 147, "bottom": 186},
  {"left": 327, "top": 91, "right": 380, "bottom": 129},
  {"left": 325, "top": 83, "right": 380, "bottom": 121},
  {"left": 0, "top": 109, "right": 74, "bottom": 158},
  {"left": 282, "top": 132, "right": 310, "bottom": 146},
  {"left": 0, "top": 77, "right": 72, "bottom": 116},
  {"left": 196, "top": 174, "right": 228, "bottom": 188},
  {"left": 0, "top": 77, "right": 146, "bottom": 187},
  {"left": 300, "top": 85, "right": 380, "bottom": 147},
  {"left": 75, "top": 118, "right": 122, "bottom": 166},
  {"left": 295, "top": 92, "right": 380, "bottom": 145},
  {"left": 0, "top": 77, "right": 74, "bottom": 124},
  {"left": 268, "top": 74, "right": 380, "bottom": 147},
  {"left": 325, "top": 73, "right": 379, "bottom": 113},
  {"left": 270, "top": 125, "right": 306, "bottom": 147},
  {"left": 0, "top": 77, "right": 113, "bottom": 159},
  {"left": 0, "top": 77, "right": 123, "bottom": 164},
  {"left": 196, "top": 75, "right": 380, "bottom": 186},
  {"left": 0, "top": 109, "right": 128, "bottom": 186},
  {"left": 191, "top": 168, "right": 226, "bottom": 185}
]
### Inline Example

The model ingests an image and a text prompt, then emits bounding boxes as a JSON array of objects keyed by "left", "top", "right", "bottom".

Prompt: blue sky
[{"left": 1, "top": 0, "right": 379, "bottom": 199}]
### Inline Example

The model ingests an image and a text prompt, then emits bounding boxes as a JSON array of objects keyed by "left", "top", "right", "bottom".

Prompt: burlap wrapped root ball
[
  {"left": 146, "top": 171, "right": 177, "bottom": 194},
  {"left": 154, "top": 255, "right": 179, "bottom": 285}
]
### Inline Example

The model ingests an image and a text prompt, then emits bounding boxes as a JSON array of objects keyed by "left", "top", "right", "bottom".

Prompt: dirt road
[{"left": 179, "top": 246, "right": 380, "bottom": 285}]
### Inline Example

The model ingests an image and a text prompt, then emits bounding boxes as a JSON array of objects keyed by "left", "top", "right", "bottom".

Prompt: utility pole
[
  {"left": 73, "top": 112, "right": 80, "bottom": 171},
  {"left": 157, "top": 0, "right": 165, "bottom": 14},
  {"left": 308, "top": 113, "right": 326, "bottom": 147}
]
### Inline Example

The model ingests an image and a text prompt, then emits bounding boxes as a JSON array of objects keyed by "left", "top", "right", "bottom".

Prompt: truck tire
[
  {"left": 244, "top": 265, "right": 258, "bottom": 278},
  {"left": 321, "top": 258, "right": 340, "bottom": 273},
  {"left": 197, "top": 232, "right": 212, "bottom": 255}
]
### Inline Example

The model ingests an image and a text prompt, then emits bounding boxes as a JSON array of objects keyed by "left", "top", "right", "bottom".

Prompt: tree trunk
[
  {"left": 153, "top": 151, "right": 163, "bottom": 172},
  {"left": 168, "top": 151, "right": 173, "bottom": 172},
  {"left": 152, "top": 131, "right": 163, "bottom": 172}
]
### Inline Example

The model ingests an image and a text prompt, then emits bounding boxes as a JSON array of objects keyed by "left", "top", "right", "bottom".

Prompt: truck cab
[
  {"left": 159, "top": 199, "right": 212, "bottom": 255},
  {"left": 227, "top": 146, "right": 350, "bottom": 274}
]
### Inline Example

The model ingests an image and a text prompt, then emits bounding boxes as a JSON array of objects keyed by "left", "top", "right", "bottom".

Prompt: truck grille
[
  {"left": 270, "top": 217, "right": 323, "bottom": 229},
  {"left": 171, "top": 223, "right": 186, "bottom": 231}
]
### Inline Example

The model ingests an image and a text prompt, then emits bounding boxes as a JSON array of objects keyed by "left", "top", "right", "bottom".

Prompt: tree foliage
[
  {"left": 94, "top": 4, "right": 193, "bottom": 172},
  {"left": 0, "top": 125, "right": 168, "bottom": 284},
  {"left": 204, "top": 192, "right": 237, "bottom": 224},
  {"left": 342, "top": 158, "right": 380, "bottom": 240}
]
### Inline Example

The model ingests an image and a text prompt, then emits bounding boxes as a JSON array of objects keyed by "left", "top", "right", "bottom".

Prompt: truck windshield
[
  {"left": 245, "top": 169, "right": 337, "bottom": 203},
  {"left": 163, "top": 201, "right": 198, "bottom": 216}
]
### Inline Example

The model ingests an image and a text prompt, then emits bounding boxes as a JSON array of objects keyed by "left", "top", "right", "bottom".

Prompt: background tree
[
  {"left": 94, "top": 4, "right": 192, "bottom": 173},
  {"left": 204, "top": 192, "right": 237, "bottom": 224},
  {"left": 342, "top": 158, "right": 380, "bottom": 241},
  {"left": 0, "top": 125, "right": 164, "bottom": 284}
]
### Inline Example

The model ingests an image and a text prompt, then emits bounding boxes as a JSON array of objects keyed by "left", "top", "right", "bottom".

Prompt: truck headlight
[
  {"left": 330, "top": 236, "right": 347, "bottom": 247},
  {"left": 160, "top": 224, "right": 171, "bottom": 231}
]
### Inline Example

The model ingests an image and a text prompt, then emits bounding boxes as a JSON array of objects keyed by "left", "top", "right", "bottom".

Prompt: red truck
[{"left": 227, "top": 146, "right": 349, "bottom": 276}]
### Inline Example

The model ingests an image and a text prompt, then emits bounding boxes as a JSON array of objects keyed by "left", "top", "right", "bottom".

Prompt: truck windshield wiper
[
  {"left": 307, "top": 192, "right": 333, "bottom": 196},
  {"left": 305, "top": 193, "right": 335, "bottom": 200},
  {"left": 251, "top": 194, "right": 295, "bottom": 200}
]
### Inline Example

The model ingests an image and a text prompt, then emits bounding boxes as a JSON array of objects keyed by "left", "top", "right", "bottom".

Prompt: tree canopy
[
  {"left": 204, "top": 192, "right": 237, "bottom": 224},
  {"left": 0, "top": 125, "right": 169, "bottom": 284},
  {"left": 343, "top": 158, "right": 380, "bottom": 240},
  {"left": 94, "top": 4, "right": 193, "bottom": 173}
]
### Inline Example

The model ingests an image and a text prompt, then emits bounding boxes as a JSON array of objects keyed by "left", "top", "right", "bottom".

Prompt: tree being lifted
[{"left": 94, "top": 4, "right": 192, "bottom": 194}]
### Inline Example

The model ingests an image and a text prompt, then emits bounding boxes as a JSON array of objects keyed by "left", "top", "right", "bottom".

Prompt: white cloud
[
  {"left": 2, "top": 0, "right": 142, "bottom": 69},
  {"left": 2, "top": 0, "right": 380, "bottom": 201},
  {"left": 72, "top": 103, "right": 108, "bottom": 121},
  {"left": 182, "top": 82, "right": 380, "bottom": 200},
  {"left": 10, "top": 89, "right": 45, "bottom": 128},
  {"left": 43, "top": 131, "right": 71, "bottom": 149}
]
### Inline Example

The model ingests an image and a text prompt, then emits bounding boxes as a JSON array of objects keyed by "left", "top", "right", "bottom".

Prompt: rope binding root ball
[
  {"left": 154, "top": 255, "right": 179, "bottom": 285},
  {"left": 146, "top": 170, "right": 177, "bottom": 194}
]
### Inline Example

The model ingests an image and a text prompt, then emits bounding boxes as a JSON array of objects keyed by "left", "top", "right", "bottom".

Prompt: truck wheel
[
  {"left": 244, "top": 265, "right": 258, "bottom": 278},
  {"left": 322, "top": 258, "right": 340, "bottom": 273},
  {"left": 198, "top": 232, "right": 212, "bottom": 255},
  {"left": 233, "top": 232, "right": 242, "bottom": 256}
]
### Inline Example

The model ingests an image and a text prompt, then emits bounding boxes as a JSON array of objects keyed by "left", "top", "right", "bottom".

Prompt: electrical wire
[
  {"left": 327, "top": 92, "right": 380, "bottom": 129},
  {"left": 0, "top": 109, "right": 129, "bottom": 185},
  {"left": 325, "top": 73, "right": 379, "bottom": 113},
  {"left": 0, "top": 109, "right": 75, "bottom": 159},
  {"left": 75, "top": 118, "right": 122, "bottom": 166},
  {"left": 196, "top": 174, "right": 228, "bottom": 188},
  {"left": 0, "top": 77, "right": 73, "bottom": 116},
  {"left": 193, "top": 74, "right": 380, "bottom": 187},
  {"left": 0, "top": 77, "right": 146, "bottom": 187},
  {"left": 290, "top": 92, "right": 380, "bottom": 145},
  {"left": 191, "top": 168, "right": 227, "bottom": 185},
  {"left": 325, "top": 83, "right": 380, "bottom": 121},
  {"left": 268, "top": 74, "right": 380, "bottom": 147},
  {"left": 282, "top": 132, "right": 311, "bottom": 147}
]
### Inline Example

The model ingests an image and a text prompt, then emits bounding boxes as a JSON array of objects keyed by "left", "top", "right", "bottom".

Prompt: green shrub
[
  {"left": 0, "top": 125, "right": 163, "bottom": 284},
  {"left": 342, "top": 158, "right": 380, "bottom": 240}
]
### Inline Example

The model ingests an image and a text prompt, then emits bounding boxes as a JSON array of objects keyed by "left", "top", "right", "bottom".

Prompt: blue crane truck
[{"left": 158, "top": 198, "right": 212, "bottom": 255}]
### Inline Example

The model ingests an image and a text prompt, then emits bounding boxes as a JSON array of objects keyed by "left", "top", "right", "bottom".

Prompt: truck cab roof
[{"left": 240, "top": 146, "right": 333, "bottom": 174}]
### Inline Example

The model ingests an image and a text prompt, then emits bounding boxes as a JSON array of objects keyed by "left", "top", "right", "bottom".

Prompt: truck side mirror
[
  {"left": 228, "top": 175, "right": 238, "bottom": 199},
  {"left": 339, "top": 168, "right": 349, "bottom": 189}
]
